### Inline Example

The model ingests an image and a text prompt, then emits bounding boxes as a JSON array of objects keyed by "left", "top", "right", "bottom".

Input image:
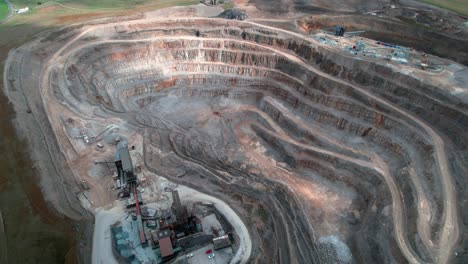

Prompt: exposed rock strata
[{"left": 5, "top": 18, "right": 465, "bottom": 264}]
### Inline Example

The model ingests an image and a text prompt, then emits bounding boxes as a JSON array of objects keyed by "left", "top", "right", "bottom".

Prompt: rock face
[
  {"left": 6, "top": 17, "right": 466, "bottom": 264},
  {"left": 200, "top": 0, "right": 227, "bottom": 6},
  {"left": 217, "top": 9, "right": 248, "bottom": 20},
  {"left": 248, "top": 0, "right": 393, "bottom": 13}
]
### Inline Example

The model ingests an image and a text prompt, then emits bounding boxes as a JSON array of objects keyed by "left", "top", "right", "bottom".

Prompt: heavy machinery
[
  {"left": 114, "top": 141, "right": 146, "bottom": 246},
  {"left": 335, "top": 26, "right": 345, "bottom": 36},
  {"left": 115, "top": 141, "right": 137, "bottom": 194}
]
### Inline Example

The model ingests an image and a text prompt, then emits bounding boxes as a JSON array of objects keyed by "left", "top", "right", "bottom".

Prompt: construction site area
[
  {"left": 1, "top": 1, "right": 467, "bottom": 264},
  {"left": 88, "top": 138, "right": 243, "bottom": 263}
]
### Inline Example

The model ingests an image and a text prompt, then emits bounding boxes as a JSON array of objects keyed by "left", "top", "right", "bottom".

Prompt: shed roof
[
  {"left": 213, "top": 235, "right": 232, "bottom": 250},
  {"left": 157, "top": 229, "right": 171, "bottom": 240},
  {"left": 115, "top": 141, "right": 133, "bottom": 172},
  {"left": 159, "top": 237, "right": 174, "bottom": 257}
]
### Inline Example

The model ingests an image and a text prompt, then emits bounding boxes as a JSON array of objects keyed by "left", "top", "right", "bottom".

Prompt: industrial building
[
  {"left": 114, "top": 141, "right": 146, "bottom": 246},
  {"left": 157, "top": 229, "right": 175, "bottom": 259},
  {"left": 114, "top": 141, "right": 137, "bottom": 192},
  {"left": 109, "top": 141, "right": 238, "bottom": 263},
  {"left": 172, "top": 190, "right": 183, "bottom": 220},
  {"left": 213, "top": 235, "right": 232, "bottom": 250}
]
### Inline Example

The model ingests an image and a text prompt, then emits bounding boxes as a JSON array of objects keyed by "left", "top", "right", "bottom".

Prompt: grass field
[
  {"left": 417, "top": 0, "right": 468, "bottom": 16},
  {"left": 10, "top": 0, "right": 197, "bottom": 9},
  {"left": 0, "top": 0, "right": 197, "bottom": 46},
  {"left": 0, "top": 1, "right": 9, "bottom": 21},
  {"left": 2, "top": 0, "right": 198, "bottom": 27}
]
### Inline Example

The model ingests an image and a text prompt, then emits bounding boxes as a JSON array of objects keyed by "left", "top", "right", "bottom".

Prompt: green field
[
  {"left": 0, "top": 1, "right": 9, "bottom": 20},
  {"left": 417, "top": 0, "right": 468, "bottom": 16},
  {"left": 9, "top": 0, "right": 197, "bottom": 9},
  {"left": 0, "top": 0, "right": 198, "bottom": 46}
]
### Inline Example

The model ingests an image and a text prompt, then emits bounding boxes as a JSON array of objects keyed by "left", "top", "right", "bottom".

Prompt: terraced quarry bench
[{"left": 4, "top": 17, "right": 466, "bottom": 264}]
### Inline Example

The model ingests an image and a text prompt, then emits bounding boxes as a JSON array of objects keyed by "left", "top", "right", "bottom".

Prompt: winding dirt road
[{"left": 9, "top": 16, "right": 459, "bottom": 264}]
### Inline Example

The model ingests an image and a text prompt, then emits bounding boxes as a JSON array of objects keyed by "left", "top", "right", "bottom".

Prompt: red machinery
[{"left": 133, "top": 185, "right": 146, "bottom": 245}]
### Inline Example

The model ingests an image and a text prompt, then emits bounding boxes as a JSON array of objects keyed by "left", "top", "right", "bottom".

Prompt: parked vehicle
[{"left": 81, "top": 180, "right": 90, "bottom": 190}]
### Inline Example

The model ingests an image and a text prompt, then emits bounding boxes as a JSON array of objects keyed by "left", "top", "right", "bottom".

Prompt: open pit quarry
[{"left": 3, "top": 7, "right": 467, "bottom": 264}]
